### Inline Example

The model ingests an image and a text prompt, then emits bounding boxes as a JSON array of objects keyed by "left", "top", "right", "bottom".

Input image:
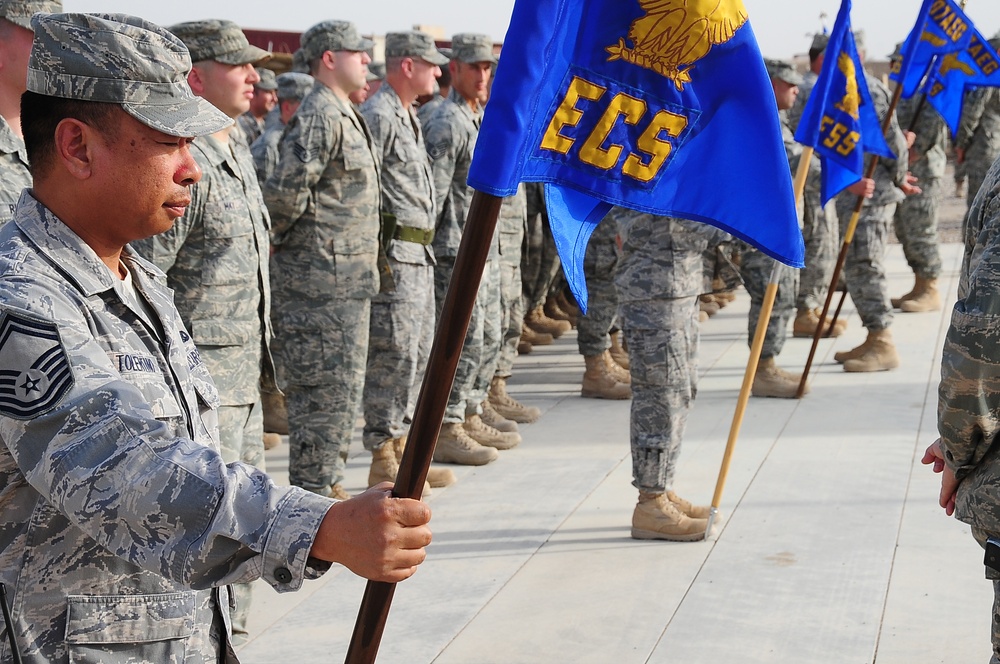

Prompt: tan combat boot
[
  {"left": 581, "top": 352, "right": 632, "bottom": 400},
  {"left": 699, "top": 295, "right": 720, "bottom": 318},
  {"left": 261, "top": 389, "right": 288, "bottom": 435},
  {"left": 899, "top": 277, "right": 941, "bottom": 313},
  {"left": 544, "top": 294, "right": 574, "bottom": 326},
  {"left": 368, "top": 444, "right": 431, "bottom": 496},
  {"left": 631, "top": 492, "right": 709, "bottom": 541},
  {"left": 666, "top": 491, "right": 713, "bottom": 519},
  {"left": 464, "top": 413, "right": 521, "bottom": 450},
  {"left": 604, "top": 349, "right": 631, "bottom": 385},
  {"left": 521, "top": 323, "right": 553, "bottom": 347},
  {"left": 555, "top": 290, "right": 580, "bottom": 326},
  {"left": 263, "top": 432, "right": 282, "bottom": 450},
  {"left": 843, "top": 328, "right": 900, "bottom": 372},
  {"left": 394, "top": 437, "right": 456, "bottom": 488},
  {"left": 517, "top": 339, "right": 533, "bottom": 355},
  {"left": 480, "top": 398, "right": 520, "bottom": 433},
  {"left": 752, "top": 356, "right": 808, "bottom": 398},
  {"left": 489, "top": 376, "right": 541, "bottom": 423},
  {"left": 609, "top": 330, "right": 630, "bottom": 370},
  {"left": 526, "top": 304, "right": 571, "bottom": 338},
  {"left": 891, "top": 279, "right": 918, "bottom": 308},
  {"left": 793, "top": 308, "right": 846, "bottom": 338},
  {"left": 433, "top": 423, "right": 499, "bottom": 465},
  {"left": 329, "top": 484, "right": 351, "bottom": 500},
  {"left": 833, "top": 335, "right": 872, "bottom": 364}
]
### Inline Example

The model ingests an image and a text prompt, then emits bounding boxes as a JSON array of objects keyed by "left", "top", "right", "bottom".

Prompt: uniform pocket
[
  {"left": 65, "top": 592, "right": 194, "bottom": 663},
  {"left": 201, "top": 211, "right": 257, "bottom": 286}
]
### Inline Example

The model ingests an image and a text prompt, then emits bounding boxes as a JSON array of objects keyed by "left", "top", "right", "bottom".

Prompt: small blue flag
[
  {"left": 467, "top": 0, "right": 804, "bottom": 310},
  {"left": 922, "top": 29, "right": 1000, "bottom": 135},
  {"left": 794, "top": 0, "right": 895, "bottom": 205},
  {"left": 891, "top": 0, "right": 975, "bottom": 98}
]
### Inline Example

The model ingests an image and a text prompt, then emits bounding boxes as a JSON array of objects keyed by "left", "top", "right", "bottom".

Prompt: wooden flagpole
[{"left": 344, "top": 191, "right": 503, "bottom": 664}]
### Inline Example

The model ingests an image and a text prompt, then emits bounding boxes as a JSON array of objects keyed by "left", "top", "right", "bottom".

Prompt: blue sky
[{"left": 65, "top": 0, "right": 1000, "bottom": 63}]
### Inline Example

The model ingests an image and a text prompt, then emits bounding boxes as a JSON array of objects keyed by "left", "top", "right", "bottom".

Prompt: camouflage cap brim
[
  {"left": 123, "top": 96, "right": 232, "bottom": 138},
  {"left": 212, "top": 43, "right": 272, "bottom": 66},
  {"left": 0, "top": 1, "right": 62, "bottom": 30}
]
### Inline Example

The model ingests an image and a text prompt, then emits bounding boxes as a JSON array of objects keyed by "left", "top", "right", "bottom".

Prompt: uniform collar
[
  {"left": 0, "top": 115, "right": 28, "bottom": 162},
  {"left": 447, "top": 87, "right": 483, "bottom": 122},
  {"left": 13, "top": 190, "right": 166, "bottom": 298}
]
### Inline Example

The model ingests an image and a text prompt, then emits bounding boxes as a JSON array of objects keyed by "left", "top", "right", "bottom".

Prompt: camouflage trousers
[
  {"left": 522, "top": 212, "right": 563, "bottom": 310},
  {"left": 577, "top": 220, "right": 619, "bottom": 357},
  {"left": 740, "top": 248, "right": 797, "bottom": 360},
  {"left": 972, "top": 528, "right": 1000, "bottom": 663},
  {"left": 216, "top": 401, "right": 264, "bottom": 644},
  {"left": 621, "top": 296, "right": 699, "bottom": 493},
  {"left": 893, "top": 176, "right": 943, "bottom": 279},
  {"left": 967, "top": 160, "right": 994, "bottom": 211},
  {"left": 837, "top": 199, "right": 896, "bottom": 331},
  {"left": 496, "top": 261, "right": 525, "bottom": 378},
  {"left": 362, "top": 259, "right": 435, "bottom": 451},
  {"left": 436, "top": 256, "right": 503, "bottom": 422},
  {"left": 278, "top": 298, "right": 371, "bottom": 492},
  {"left": 797, "top": 193, "right": 839, "bottom": 312}
]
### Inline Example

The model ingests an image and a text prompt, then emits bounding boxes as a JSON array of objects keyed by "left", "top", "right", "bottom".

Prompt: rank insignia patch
[{"left": 0, "top": 312, "right": 74, "bottom": 419}]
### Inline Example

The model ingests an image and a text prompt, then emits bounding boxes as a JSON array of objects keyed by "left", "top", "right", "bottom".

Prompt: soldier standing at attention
[
  {"left": 926, "top": 150, "right": 1000, "bottom": 664},
  {"left": 831, "top": 33, "right": 918, "bottom": 373},
  {"left": 237, "top": 66, "right": 277, "bottom": 146},
  {"left": 0, "top": 0, "right": 62, "bottom": 225},
  {"left": 263, "top": 21, "right": 381, "bottom": 499},
  {"left": 358, "top": 31, "right": 457, "bottom": 493},
  {"left": 250, "top": 71, "right": 314, "bottom": 188},
  {"left": 131, "top": 19, "right": 276, "bottom": 647},
  {"left": 0, "top": 13, "right": 430, "bottom": 662},
  {"left": 891, "top": 91, "right": 948, "bottom": 313},
  {"left": 788, "top": 32, "right": 847, "bottom": 340},
  {"left": 422, "top": 33, "right": 518, "bottom": 465},
  {"left": 956, "top": 35, "right": 1000, "bottom": 224},
  {"left": 614, "top": 209, "right": 731, "bottom": 542}
]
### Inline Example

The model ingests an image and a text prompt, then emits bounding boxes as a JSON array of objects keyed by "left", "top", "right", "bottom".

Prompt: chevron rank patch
[
  {"left": 0, "top": 312, "right": 74, "bottom": 419},
  {"left": 294, "top": 141, "right": 316, "bottom": 163}
]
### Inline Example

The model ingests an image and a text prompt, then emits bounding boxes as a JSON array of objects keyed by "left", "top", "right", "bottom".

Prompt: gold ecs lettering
[{"left": 540, "top": 75, "right": 689, "bottom": 183}]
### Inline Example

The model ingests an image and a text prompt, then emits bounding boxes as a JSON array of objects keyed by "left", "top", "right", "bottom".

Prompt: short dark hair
[
  {"left": 437, "top": 63, "right": 451, "bottom": 88},
  {"left": 808, "top": 47, "right": 825, "bottom": 64},
  {"left": 20, "top": 91, "right": 118, "bottom": 177}
]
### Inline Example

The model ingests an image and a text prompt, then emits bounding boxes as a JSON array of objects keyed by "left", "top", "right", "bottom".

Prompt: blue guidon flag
[
  {"left": 467, "top": 0, "right": 805, "bottom": 310},
  {"left": 0, "top": 312, "right": 73, "bottom": 419}
]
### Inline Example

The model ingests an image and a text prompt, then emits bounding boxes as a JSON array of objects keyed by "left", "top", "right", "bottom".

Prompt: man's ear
[
  {"left": 53, "top": 119, "right": 96, "bottom": 180},
  {"left": 188, "top": 66, "right": 206, "bottom": 96}
]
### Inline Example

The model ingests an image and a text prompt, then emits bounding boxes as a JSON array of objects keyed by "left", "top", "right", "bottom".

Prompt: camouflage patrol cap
[
  {"left": 853, "top": 30, "right": 866, "bottom": 52},
  {"left": 810, "top": 32, "right": 829, "bottom": 53},
  {"left": 255, "top": 67, "right": 277, "bottom": 90},
  {"left": 27, "top": 13, "right": 232, "bottom": 137},
  {"left": 437, "top": 47, "right": 452, "bottom": 61},
  {"left": 765, "top": 59, "right": 803, "bottom": 86},
  {"left": 291, "top": 48, "right": 309, "bottom": 74},
  {"left": 301, "top": 20, "right": 374, "bottom": 61},
  {"left": 0, "top": 0, "right": 61, "bottom": 30},
  {"left": 366, "top": 65, "right": 383, "bottom": 83},
  {"left": 451, "top": 33, "right": 497, "bottom": 64},
  {"left": 888, "top": 42, "right": 903, "bottom": 63},
  {"left": 169, "top": 19, "right": 270, "bottom": 66},
  {"left": 385, "top": 31, "right": 449, "bottom": 65},
  {"left": 276, "top": 72, "right": 313, "bottom": 101}
]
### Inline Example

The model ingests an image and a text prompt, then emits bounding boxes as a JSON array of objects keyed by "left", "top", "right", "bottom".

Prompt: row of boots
[{"left": 519, "top": 292, "right": 579, "bottom": 354}]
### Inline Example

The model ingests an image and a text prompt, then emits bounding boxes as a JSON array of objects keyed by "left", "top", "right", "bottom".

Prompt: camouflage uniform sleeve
[
  {"left": 938, "top": 169, "right": 1000, "bottom": 480},
  {"left": 872, "top": 81, "right": 909, "bottom": 189},
  {"left": 360, "top": 105, "right": 392, "bottom": 162},
  {"left": 957, "top": 88, "right": 990, "bottom": 151},
  {"left": 424, "top": 116, "right": 458, "bottom": 220},
  {"left": 0, "top": 281, "right": 335, "bottom": 591},
  {"left": 130, "top": 167, "right": 207, "bottom": 271},
  {"left": 263, "top": 110, "right": 339, "bottom": 240}
]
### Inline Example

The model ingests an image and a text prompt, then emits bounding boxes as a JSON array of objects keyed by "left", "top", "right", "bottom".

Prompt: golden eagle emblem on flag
[
  {"left": 606, "top": 0, "right": 748, "bottom": 91},
  {"left": 834, "top": 52, "right": 861, "bottom": 119}
]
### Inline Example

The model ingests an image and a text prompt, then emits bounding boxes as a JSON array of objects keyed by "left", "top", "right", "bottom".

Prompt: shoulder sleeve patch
[
  {"left": 0, "top": 312, "right": 74, "bottom": 419},
  {"left": 293, "top": 141, "right": 317, "bottom": 164}
]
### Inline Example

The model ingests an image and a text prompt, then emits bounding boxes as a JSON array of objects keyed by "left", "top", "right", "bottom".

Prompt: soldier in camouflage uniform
[
  {"left": 423, "top": 33, "right": 518, "bottom": 465},
  {"left": 613, "top": 209, "right": 730, "bottom": 542},
  {"left": 415, "top": 48, "right": 451, "bottom": 125},
  {"left": 927, "top": 158, "right": 1000, "bottom": 664},
  {"left": 236, "top": 67, "right": 277, "bottom": 146},
  {"left": 788, "top": 32, "right": 847, "bottom": 339},
  {"left": 263, "top": 21, "right": 381, "bottom": 498},
  {"left": 0, "top": 13, "right": 431, "bottom": 663},
  {"left": 130, "top": 20, "right": 274, "bottom": 646},
  {"left": 0, "top": 0, "right": 61, "bottom": 226},
  {"left": 489, "top": 184, "right": 543, "bottom": 424},
  {"left": 520, "top": 182, "right": 565, "bottom": 349},
  {"left": 742, "top": 60, "right": 810, "bottom": 398},
  {"left": 956, "top": 38, "right": 1000, "bottom": 222},
  {"left": 578, "top": 217, "right": 632, "bottom": 400},
  {"left": 250, "top": 72, "right": 313, "bottom": 187},
  {"left": 358, "top": 31, "right": 457, "bottom": 492},
  {"left": 832, "top": 37, "right": 917, "bottom": 373},
  {"left": 892, "top": 93, "right": 947, "bottom": 313}
]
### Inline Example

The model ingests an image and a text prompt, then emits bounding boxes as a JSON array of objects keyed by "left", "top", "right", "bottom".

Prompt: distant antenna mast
[{"left": 819, "top": 11, "right": 829, "bottom": 34}]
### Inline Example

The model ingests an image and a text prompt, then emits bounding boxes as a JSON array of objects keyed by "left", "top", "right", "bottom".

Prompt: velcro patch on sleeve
[{"left": 0, "top": 312, "right": 74, "bottom": 419}]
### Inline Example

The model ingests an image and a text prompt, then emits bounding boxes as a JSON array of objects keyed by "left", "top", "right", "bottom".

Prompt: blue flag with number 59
[
  {"left": 467, "top": 0, "right": 804, "bottom": 309},
  {"left": 794, "top": 0, "right": 895, "bottom": 204}
]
